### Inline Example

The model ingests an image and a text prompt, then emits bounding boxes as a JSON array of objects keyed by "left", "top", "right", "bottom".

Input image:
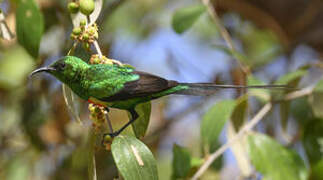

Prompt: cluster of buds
[
  {"left": 70, "top": 21, "right": 99, "bottom": 50},
  {"left": 88, "top": 103, "right": 107, "bottom": 134},
  {"left": 89, "top": 54, "right": 124, "bottom": 66}
]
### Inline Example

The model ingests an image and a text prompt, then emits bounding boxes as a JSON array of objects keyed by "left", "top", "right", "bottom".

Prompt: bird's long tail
[{"left": 174, "top": 83, "right": 289, "bottom": 96}]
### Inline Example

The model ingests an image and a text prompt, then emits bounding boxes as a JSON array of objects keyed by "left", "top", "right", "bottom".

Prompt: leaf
[
  {"left": 111, "top": 135, "right": 158, "bottom": 180},
  {"left": 280, "top": 101, "right": 290, "bottom": 131},
  {"left": 314, "top": 78, "right": 323, "bottom": 92},
  {"left": 213, "top": 44, "right": 249, "bottom": 64},
  {"left": 290, "top": 97, "right": 313, "bottom": 125},
  {"left": 302, "top": 118, "right": 323, "bottom": 165},
  {"left": 231, "top": 94, "right": 248, "bottom": 131},
  {"left": 247, "top": 75, "right": 270, "bottom": 102},
  {"left": 201, "top": 100, "right": 236, "bottom": 149},
  {"left": 247, "top": 133, "right": 308, "bottom": 180},
  {"left": 172, "top": 144, "right": 191, "bottom": 179},
  {"left": 16, "top": 0, "right": 44, "bottom": 59},
  {"left": 131, "top": 101, "right": 151, "bottom": 138},
  {"left": 310, "top": 92, "right": 323, "bottom": 118},
  {"left": 239, "top": 27, "right": 282, "bottom": 67},
  {"left": 310, "top": 160, "right": 323, "bottom": 180},
  {"left": 274, "top": 70, "right": 307, "bottom": 85},
  {"left": 172, "top": 5, "right": 206, "bottom": 34}
]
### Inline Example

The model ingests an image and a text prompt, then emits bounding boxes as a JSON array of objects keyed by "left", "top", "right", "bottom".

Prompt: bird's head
[{"left": 30, "top": 56, "right": 89, "bottom": 84}]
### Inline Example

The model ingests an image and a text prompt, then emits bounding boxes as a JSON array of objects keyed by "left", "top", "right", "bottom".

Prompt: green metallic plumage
[{"left": 31, "top": 56, "right": 288, "bottom": 137}]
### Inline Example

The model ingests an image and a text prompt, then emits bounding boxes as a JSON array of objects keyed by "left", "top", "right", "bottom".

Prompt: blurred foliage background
[{"left": 0, "top": 0, "right": 323, "bottom": 179}]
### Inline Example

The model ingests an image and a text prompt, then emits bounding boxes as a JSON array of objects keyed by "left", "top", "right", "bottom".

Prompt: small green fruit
[
  {"left": 80, "top": 19, "right": 87, "bottom": 26},
  {"left": 67, "top": 2, "right": 79, "bottom": 14},
  {"left": 83, "top": 33, "right": 89, "bottom": 40},
  {"left": 72, "top": 27, "right": 82, "bottom": 35},
  {"left": 80, "top": 0, "right": 95, "bottom": 15}
]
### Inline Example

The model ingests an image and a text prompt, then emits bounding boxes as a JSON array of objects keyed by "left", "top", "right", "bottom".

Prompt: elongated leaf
[
  {"left": 172, "top": 5, "right": 206, "bottom": 34},
  {"left": 231, "top": 95, "right": 248, "bottom": 131},
  {"left": 111, "top": 135, "right": 158, "bottom": 180},
  {"left": 302, "top": 118, "right": 323, "bottom": 165},
  {"left": 275, "top": 70, "right": 307, "bottom": 85},
  {"left": 172, "top": 144, "right": 191, "bottom": 179},
  {"left": 201, "top": 100, "right": 236, "bottom": 149},
  {"left": 247, "top": 133, "right": 308, "bottom": 180},
  {"left": 131, "top": 101, "right": 151, "bottom": 138},
  {"left": 16, "top": 0, "right": 44, "bottom": 59}
]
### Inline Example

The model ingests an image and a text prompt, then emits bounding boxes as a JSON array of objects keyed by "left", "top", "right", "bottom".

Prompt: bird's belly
[{"left": 88, "top": 97, "right": 112, "bottom": 107}]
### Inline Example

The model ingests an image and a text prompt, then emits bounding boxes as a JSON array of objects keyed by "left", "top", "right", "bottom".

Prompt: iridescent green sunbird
[{"left": 30, "top": 56, "right": 287, "bottom": 137}]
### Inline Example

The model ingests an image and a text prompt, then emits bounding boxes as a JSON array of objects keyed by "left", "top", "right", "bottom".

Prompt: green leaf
[
  {"left": 302, "top": 118, "right": 323, "bottom": 165},
  {"left": 280, "top": 101, "right": 290, "bottom": 131},
  {"left": 290, "top": 97, "right": 313, "bottom": 125},
  {"left": 201, "top": 100, "right": 236, "bottom": 149},
  {"left": 310, "top": 92, "right": 323, "bottom": 118},
  {"left": 213, "top": 44, "right": 249, "bottom": 64},
  {"left": 310, "top": 160, "right": 323, "bottom": 180},
  {"left": 247, "top": 75, "right": 270, "bottom": 102},
  {"left": 239, "top": 26, "right": 282, "bottom": 67},
  {"left": 111, "top": 135, "right": 158, "bottom": 180},
  {"left": 172, "top": 5, "right": 206, "bottom": 34},
  {"left": 131, "top": 101, "right": 151, "bottom": 138},
  {"left": 231, "top": 95, "right": 248, "bottom": 131},
  {"left": 16, "top": 0, "right": 44, "bottom": 59},
  {"left": 172, "top": 144, "right": 191, "bottom": 179},
  {"left": 275, "top": 70, "right": 307, "bottom": 85},
  {"left": 314, "top": 78, "right": 323, "bottom": 92},
  {"left": 247, "top": 133, "right": 308, "bottom": 180}
]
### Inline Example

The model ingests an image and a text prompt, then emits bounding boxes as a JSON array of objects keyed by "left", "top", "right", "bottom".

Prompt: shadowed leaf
[
  {"left": 172, "top": 144, "right": 191, "bottom": 179},
  {"left": 131, "top": 101, "right": 151, "bottom": 138},
  {"left": 172, "top": 5, "right": 206, "bottom": 34}
]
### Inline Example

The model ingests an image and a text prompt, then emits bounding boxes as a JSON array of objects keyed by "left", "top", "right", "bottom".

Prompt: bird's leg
[{"left": 104, "top": 108, "right": 139, "bottom": 138}]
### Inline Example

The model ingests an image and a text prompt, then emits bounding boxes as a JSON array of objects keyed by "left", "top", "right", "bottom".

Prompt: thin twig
[
  {"left": 201, "top": 0, "right": 249, "bottom": 74},
  {"left": 192, "top": 103, "right": 272, "bottom": 180},
  {"left": 284, "top": 85, "right": 315, "bottom": 100}
]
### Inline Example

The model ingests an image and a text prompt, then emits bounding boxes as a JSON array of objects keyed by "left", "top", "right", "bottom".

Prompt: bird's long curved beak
[{"left": 29, "top": 67, "right": 56, "bottom": 78}]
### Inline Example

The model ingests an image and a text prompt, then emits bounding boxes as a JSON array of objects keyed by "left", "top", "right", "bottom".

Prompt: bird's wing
[{"left": 99, "top": 71, "right": 178, "bottom": 101}]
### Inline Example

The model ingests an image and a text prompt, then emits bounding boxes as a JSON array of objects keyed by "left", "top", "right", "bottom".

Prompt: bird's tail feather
[{"left": 175, "top": 83, "right": 290, "bottom": 96}]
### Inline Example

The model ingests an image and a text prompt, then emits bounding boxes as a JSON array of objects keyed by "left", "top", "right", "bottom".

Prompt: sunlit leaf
[
  {"left": 248, "top": 133, "right": 308, "bottom": 180},
  {"left": 131, "top": 101, "right": 151, "bottom": 138},
  {"left": 111, "top": 135, "right": 158, "bottom": 180},
  {"left": 172, "top": 5, "right": 206, "bottom": 34},
  {"left": 172, "top": 144, "right": 191, "bottom": 179},
  {"left": 231, "top": 94, "right": 248, "bottom": 131},
  {"left": 201, "top": 100, "right": 236, "bottom": 149},
  {"left": 16, "top": 0, "right": 44, "bottom": 59}
]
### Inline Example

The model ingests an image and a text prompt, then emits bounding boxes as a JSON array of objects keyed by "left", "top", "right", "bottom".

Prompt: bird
[{"left": 30, "top": 56, "right": 288, "bottom": 137}]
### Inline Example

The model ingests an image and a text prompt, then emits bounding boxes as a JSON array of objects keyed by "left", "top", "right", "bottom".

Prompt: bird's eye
[{"left": 56, "top": 62, "right": 66, "bottom": 70}]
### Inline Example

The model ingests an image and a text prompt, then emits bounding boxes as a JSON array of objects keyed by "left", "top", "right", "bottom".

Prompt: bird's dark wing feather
[{"left": 100, "top": 71, "right": 178, "bottom": 101}]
